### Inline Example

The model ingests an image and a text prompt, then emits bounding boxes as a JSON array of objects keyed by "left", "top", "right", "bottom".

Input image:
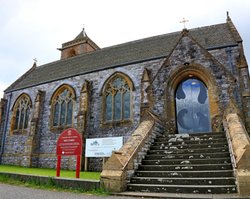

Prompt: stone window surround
[
  {"left": 8, "top": 72, "right": 136, "bottom": 134},
  {"left": 100, "top": 72, "right": 135, "bottom": 127},
  {"left": 49, "top": 84, "right": 76, "bottom": 132},
  {"left": 10, "top": 93, "right": 32, "bottom": 135}
]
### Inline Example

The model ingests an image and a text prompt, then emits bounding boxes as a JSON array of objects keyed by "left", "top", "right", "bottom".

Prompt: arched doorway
[{"left": 175, "top": 78, "right": 211, "bottom": 134}]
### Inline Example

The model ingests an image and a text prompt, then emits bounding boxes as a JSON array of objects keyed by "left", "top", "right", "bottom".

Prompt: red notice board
[{"left": 56, "top": 128, "right": 82, "bottom": 178}]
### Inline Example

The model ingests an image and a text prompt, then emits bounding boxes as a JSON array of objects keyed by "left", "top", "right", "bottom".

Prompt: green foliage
[
  {"left": 0, "top": 165, "right": 100, "bottom": 180},
  {"left": 46, "top": 177, "right": 55, "bottom": 187},
  {"left": 0, "top": 166, "right": 108, "bottom": 196}
]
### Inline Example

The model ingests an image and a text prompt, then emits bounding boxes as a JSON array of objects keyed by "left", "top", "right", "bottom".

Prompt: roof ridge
[
  {"left": 100, "top": 22, "right": 228, "bottom": 51},
  {"left": 38, "top": 22, "right": 230, "bottom": 70},
  {"left": 5, "top": 21, "right": 239, "bottom": 93}
]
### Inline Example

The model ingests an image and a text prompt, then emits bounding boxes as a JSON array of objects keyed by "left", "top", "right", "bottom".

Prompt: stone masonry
[{"left": 0, "top": 16, "right": 249, "bottom": 177}]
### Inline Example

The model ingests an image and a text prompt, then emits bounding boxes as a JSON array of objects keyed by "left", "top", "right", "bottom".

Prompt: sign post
[
  {"left": 85, "top": 137, "right": 123, "bottom": 157},
  {"left": 56, "top": 128, "right": 82, "bottom": 178}
]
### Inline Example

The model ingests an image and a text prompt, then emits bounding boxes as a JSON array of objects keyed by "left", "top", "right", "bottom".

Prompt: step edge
[{"left": 127, "top": 184, "right": 237, "bottom": 188}]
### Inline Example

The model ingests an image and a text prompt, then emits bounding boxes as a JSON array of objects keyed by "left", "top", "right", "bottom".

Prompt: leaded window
[
  {"left": 13, "top": 94, "right": 31, "bottom": 132},
  {"left": 51, "top": 87, "right": 75, "bottom": 128},
  {"left": 104, "top": 75, "right": 132, "bottom": 122}
]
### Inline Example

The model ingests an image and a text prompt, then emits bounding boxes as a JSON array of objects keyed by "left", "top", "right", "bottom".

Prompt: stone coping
[{"left": 0, "top": 171, "right": 100, "bottom": 191}]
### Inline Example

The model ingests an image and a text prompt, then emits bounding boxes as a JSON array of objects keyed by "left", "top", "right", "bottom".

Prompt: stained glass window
[
  {"left": 124, "top": 91, "right": 130, "bottom": 119},
  {"left": 104, "top": 75, "right": 132, "bottom": 122},
  {"left": 67, "top": 100, "right": 73, "bottom": 125},
  {"left": 13, "top": 94, "right": 31, "bottom": 132},
  {"left": 105, "top": 94, "right": 112, "bottom": 121},
  {"left": 52, "top": 87, "right": 74, "bottom": 128}
]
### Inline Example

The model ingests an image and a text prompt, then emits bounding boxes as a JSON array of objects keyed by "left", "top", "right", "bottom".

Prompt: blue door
[{"left": 175, "top": 78, "right": 211, "bottom": 134}]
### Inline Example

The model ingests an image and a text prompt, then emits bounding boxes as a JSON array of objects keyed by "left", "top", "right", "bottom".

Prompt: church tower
[{"left": 58, "top": 28, "right": 100, "bottom": 59}]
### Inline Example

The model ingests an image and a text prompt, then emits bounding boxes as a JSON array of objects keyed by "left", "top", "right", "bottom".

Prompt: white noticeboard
[{"left": 85, "top": 137, "right": 123, "bottom": 157}]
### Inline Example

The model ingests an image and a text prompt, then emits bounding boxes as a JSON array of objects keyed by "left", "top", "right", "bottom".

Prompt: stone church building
[{"left": 0, "top": 14, "right": 250, "bottom": 195}]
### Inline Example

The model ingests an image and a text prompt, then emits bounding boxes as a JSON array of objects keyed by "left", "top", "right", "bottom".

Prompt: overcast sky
[{"left": 0, "top": 0, "right": 249, "bottom": 98}]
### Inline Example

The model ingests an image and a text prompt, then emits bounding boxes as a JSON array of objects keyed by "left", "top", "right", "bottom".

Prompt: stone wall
[
  {"left": 224, "top": 113, "right": 250, "bottom": 196},
  {"left": 0, "top": 99, "right": 7, "bottom": 151},
  {"left": 151, "top": 34, "right": 240, "bottom": 133},
  {"left": 1, "top": 31, "right": 249, "bottom": 173},
  {"left": 1, "top": 59, "right": 163, "bottom": 171},
  {"left": 0, "top": 172, "right": 100, "bottom": 191},
  {"left": 101, "top": 120, "right": 155, "bottom": 192}
]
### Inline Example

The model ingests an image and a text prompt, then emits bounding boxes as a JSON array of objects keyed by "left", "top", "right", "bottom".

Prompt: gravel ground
[{"left": 0, "top": 183, "right": 137, "bottom": 199}]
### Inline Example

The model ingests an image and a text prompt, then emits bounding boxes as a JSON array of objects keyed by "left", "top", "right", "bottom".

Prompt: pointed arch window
[
  {"left": 51, "top": 85, "right": 75, "bottom": 129},
  {"left": 11, "top": 94, "right": 31, "bottom": 133},
  {"left": 103, "top": 73, "right": 133, "bottom": 123}
]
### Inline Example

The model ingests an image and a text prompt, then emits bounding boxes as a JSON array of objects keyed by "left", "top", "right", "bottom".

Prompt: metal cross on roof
[
  {"left": 180, "top": 17, "right": 189, "bottom": 29},
  {"left": 33, "top": 58, "right": 37, "bottom": 63}
]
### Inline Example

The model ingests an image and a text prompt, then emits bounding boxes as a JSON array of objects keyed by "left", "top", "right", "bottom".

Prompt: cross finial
[
  {"left": 82, "top": 24, "right": 87, "bottom": 37},
  {"left": 32, "top": 58, "right": 37, "bottom": 68},
  {"left": 180, "top": 17, "right": 189, "bottom": 29}
]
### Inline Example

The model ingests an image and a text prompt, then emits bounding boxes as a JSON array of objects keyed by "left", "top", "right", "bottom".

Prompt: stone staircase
[{"left": 127, "top": 132, "right": 237, "bottom": 194}]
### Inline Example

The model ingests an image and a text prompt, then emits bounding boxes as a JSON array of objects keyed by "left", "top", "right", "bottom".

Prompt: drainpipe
[{"left": 0, "top": 92, "right": 12, "bottom": 164}]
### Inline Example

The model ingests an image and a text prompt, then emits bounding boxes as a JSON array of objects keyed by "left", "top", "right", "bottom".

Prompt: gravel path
[{"left": 0, "top": 183, "right": 136, "bottom": 199}]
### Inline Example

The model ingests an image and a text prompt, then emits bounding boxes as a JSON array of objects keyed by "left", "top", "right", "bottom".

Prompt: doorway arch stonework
[{"left": 164, "top": 64, "right": 222, "bottom": 134}]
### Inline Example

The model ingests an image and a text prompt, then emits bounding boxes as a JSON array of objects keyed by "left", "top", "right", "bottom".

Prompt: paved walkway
[
  {"left": 1, "top": 183, "right": 249, "bottom": 199},
  {"left": 0, "top": 183, "right": 135, "bottom": 199}
]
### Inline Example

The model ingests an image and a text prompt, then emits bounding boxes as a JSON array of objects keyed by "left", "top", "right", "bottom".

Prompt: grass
[
  {"left": 0, "top": 174, "right": 108, "bottom": 195},
  {"left": 0, "top": 165, "right": 108, "bottom": 195},
  {"left": 0, "top": 165, "right": 100, "bottom": 180}
]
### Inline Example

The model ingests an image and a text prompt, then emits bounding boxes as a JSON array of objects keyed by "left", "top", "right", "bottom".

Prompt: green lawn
[{"left": 0, "top": 165, "right": 100, "bottom": 180}]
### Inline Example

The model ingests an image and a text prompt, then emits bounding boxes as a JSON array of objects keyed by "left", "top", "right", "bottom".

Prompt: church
[{"left": 0, "top": 14, "right": 250, "bottom": 196}]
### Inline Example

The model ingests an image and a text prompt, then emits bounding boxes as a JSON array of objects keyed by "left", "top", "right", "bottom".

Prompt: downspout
[{"left": 0, "top": 92, "right": 12, "bottom": 164}]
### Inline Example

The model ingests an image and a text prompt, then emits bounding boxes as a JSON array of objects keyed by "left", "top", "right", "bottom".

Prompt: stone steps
[
  {"left": 130, "top": 177, "right": 236, "bottom": 185},
  {"left": 151, "top": 142, "right": 228, "bottom": 150},
  {"left": 127, "top": 184, "right": 237, "bottom": 194},
  {"left": 135, "top": 170, "right": 235, "bottom": 178},
  {"left": 144, "top": 151, "right": 230, "bottom": 160},
  {"left": 147, "top": 147, "right": 228, "bottom": 154},
  {"left": 162, "top": 132, "right": 225, "bottom": 138},
  {"left": 153, "top": 138, "right": 228, "bottom": 145},
  {"left": 138, "top": 163, "right": 232, "bottom": 171},
  {"left": 141, "top": 157, "right": 231, "bottom": 165},
  {"left": 127, "top": 132, "right": 237, "bottom": 194}
]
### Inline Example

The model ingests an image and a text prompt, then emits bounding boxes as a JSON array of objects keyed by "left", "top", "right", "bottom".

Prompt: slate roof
[{"left": 5, "top": 22, "right": 239, "bottom": 93}]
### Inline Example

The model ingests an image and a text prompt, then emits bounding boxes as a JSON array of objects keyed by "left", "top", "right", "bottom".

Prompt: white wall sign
[{"left": 85, "top": 137, "right": 123, "bottom": 157}]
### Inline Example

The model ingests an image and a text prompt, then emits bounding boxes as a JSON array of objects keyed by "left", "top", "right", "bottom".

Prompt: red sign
[
  {"left": 56, "top": 128, "right": 82, "bottom": 156},
  {"left": 56, "top": 128, "right": 82, "bottom": 178}
]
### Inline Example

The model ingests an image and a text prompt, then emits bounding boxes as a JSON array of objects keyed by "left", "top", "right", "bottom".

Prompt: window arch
[
  {"left": 68, "top": 49, "right": 76, "bottom": 58},
  {"left": 50, "top": 85, "right": 75, "bottom": 129},
  {"left": 11, "top": 94, "right": 32, "bottom": 133},
  {"left": 102, "top": 73, "right": 134, "bottom": 123}
]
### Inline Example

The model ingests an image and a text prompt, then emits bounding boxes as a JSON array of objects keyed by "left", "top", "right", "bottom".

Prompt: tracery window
[
  {"left": 12, "top": 94, "right": 31, "bottom": 133},
  {"left": 51, "top": 85, "right": 75, "bottom": 128},
  {"left": 103, "top": 74, "right": 133, "bottom": 123}
]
